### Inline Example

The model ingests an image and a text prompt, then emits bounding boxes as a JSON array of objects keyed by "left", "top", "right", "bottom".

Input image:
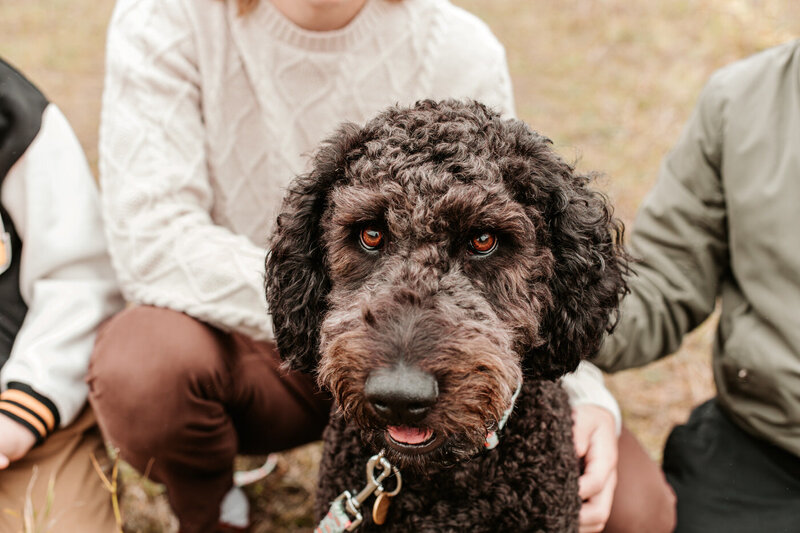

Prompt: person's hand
[
  {"left": 573, "top": 404, "right": 618, "bottom": 533},
  {"left": 0, "top": 415, "right": 37, "bottom": 469}
]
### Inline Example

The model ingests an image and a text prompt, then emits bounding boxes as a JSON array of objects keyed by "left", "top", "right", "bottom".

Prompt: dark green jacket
[{"left": 595, "top": 40, "right": 800, "bottom": 457}]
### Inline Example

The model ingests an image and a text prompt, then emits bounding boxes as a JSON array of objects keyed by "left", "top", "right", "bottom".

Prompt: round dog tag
[{"left": 372, "top": 492, "right": 391, "bottom": 525}]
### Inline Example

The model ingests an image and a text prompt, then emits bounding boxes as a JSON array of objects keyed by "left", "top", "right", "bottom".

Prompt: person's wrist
[
  {"left": 0, "top": 386, "right": 59, "bottom": 442},
  {"left": 0, "top": 414, "right": 38, "bottom": 464}
]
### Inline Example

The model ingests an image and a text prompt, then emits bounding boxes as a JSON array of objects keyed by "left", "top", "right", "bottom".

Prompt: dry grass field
[{"left": 1, "top": 0, "right": 798, "bottom": 531}]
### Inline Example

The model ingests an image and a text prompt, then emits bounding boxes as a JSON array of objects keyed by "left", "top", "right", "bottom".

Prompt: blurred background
[{"left": 1, "top": 0, "right": 798, "bottom": 531}]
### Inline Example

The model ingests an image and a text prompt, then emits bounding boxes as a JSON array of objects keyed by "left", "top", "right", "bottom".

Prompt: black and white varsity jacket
[{"left": 0, "top": 58, "right": 123, "bottom": 442}]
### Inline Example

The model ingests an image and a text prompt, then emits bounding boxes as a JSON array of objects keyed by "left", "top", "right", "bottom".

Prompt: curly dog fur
[{"left": 266, "top": 100, "right": 627, "bottom": 531}]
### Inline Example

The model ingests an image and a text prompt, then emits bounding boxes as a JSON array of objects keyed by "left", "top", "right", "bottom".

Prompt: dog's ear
[
  {"left": 504, "top": 124, "right": 628, "bottom": 380},
  {"left": 265, "top": 123, "right": 366, "bottom": 372}
]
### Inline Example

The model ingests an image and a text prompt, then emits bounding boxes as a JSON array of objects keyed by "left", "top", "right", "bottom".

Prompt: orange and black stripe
[{"left": 0, "top": 382, "right": 60, "bottom": 443}]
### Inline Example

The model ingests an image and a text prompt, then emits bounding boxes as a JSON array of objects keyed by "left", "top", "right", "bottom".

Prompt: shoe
[{"left": 218, "top": 486, "right": 250, "bottom": 532}]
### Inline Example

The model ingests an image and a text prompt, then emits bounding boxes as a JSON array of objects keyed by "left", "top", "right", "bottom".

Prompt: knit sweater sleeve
[
  {"left": 429, "top": 5, "right": 515, "bottom": 118},
  {"left": 100, "top": 0, "right": 273, "bottom": 340},
  {"left": 560, "top": 362, "right": 622, "bottom": 434}
]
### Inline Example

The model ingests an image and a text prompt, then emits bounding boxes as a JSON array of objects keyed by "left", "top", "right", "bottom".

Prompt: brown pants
[
  {"left": 0, "top": 406, "right": 116, "bottom": 533},
  {"left": 88, "top": 307, "right": 672, "bottom": 533},
  {"left": 87, "top": 306, "right": 331, "bottom": 533}
]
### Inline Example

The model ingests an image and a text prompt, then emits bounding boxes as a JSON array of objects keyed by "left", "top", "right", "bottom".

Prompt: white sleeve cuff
[{"left": 560, "top": 361, "right": 622, "bottom": 435}]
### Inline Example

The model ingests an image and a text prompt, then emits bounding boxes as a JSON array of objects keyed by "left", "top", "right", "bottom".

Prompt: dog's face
[
  {"left": 266, "top": 100, "right": 626, "bottom": 471},
  {"left": 315, "top": 153, "right": 548, "bottom": 467}
]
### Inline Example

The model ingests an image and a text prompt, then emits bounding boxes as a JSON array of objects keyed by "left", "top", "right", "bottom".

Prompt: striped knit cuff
[{"left": 0, "top": 382, "right": 61, "bottom": 443}]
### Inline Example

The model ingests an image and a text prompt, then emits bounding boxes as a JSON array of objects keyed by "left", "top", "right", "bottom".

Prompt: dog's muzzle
[
  {"left": 364, "top": 363, "right": 443, "bottom": 453},
  {"left": 364, "top": 363, "right": 438, "bottom": 424}
]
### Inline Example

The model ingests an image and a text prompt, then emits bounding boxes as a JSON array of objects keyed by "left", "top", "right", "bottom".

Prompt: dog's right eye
[
  {"left": 467, "top": 232, "right": 498, "bottom": 256},
  {"left": 359, "top": 226, "right": 385, "bottom": 252}
]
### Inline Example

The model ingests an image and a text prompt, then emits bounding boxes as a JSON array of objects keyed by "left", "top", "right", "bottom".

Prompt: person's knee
[
  {"left": 91, "top": 305, "right": 225, "bottom": 386},
  {"left": 604, "top": 427, "right": 677, "bottom": 533},
  {"left": 88, "top": 306, "right": 228, "bottom": 449},
  {"left": 652, "top": 479, "right": 677, "bottom": 533},
  {"left": 605, "top": 481, "right": 675, "bottom": 533}
]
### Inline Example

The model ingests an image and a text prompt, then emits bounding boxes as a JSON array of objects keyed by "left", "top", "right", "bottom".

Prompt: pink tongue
[{"left": 388, "top": 426, "right": 433, "bottom": 445}]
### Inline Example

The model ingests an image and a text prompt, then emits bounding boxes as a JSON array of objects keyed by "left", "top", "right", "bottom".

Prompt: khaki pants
[{"left": 0, "top": 406, "right": 116, "bottom": 533}]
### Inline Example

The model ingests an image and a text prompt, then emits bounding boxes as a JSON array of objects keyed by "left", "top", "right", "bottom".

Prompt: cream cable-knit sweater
[
  {"left": 100, "top": 0, "right": 513, "bottom": 339},
  {"left": 100, "top": 0, "right": 619, "bottom": 424}
]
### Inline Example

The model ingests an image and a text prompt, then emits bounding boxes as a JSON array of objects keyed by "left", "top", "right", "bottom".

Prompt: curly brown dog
[{"left": 266, "top": 100, "right": 627, "bottom": 532}]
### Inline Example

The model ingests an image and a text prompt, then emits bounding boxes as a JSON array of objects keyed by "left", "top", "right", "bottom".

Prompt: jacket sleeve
[
  {"left": 594, "top": 75, "right": 729, "bottom": 372},
  {"left": 99, "top": 0, "right": 273, "bottom": 340},
  {"left": 0, "top": 105, "right": 124, "bottom": 438}
]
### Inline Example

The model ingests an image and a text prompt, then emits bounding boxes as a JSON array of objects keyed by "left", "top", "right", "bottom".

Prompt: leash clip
[{"left": 327, "top": 450, "right": 402, "bottom": 531}]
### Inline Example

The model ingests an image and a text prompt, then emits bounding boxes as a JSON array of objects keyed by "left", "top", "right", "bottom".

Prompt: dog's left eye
[
  {"left": 359, "top": 226, "right": 385, "bottom": 251},
  {"left": 468, "top": 233, "right": 498, "bottom": 256}
]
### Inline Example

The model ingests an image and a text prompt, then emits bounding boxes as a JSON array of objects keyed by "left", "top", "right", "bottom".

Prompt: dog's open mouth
[{"left": 385, "top": 426, "right": 443, "bottom": 454}]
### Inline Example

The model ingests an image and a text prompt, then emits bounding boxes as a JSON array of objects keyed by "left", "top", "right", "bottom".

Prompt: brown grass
[{"left": 2, "top": 0, "right": 798, "bottom": 530}]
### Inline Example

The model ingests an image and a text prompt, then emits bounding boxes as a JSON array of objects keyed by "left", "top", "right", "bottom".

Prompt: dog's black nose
[{"left": 365, "top": 364, "right": 438, "bottom": 424}]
